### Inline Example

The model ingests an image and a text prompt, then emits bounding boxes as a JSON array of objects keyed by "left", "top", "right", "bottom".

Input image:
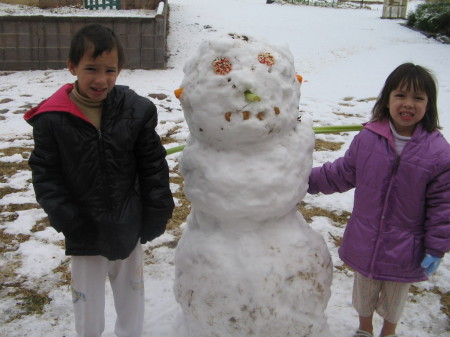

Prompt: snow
[{"left": 0, "top": 0, "right": 449, "bottom": 336}]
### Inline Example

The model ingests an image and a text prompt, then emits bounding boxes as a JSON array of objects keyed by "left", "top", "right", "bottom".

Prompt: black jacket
[{"left": 24, "top": 84, "right": 174, "bottom": 260}]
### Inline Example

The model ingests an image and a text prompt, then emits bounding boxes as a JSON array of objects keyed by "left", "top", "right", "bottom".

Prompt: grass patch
[
  {"left": 0, "top": 146, "right": 32, "bottom": 183},
  {"left": 167, "top": 166, "right": 191, "bottom": 235},
  {"left": 328, "top": 232, "right": 343, "bottom": 247},
  {"left": 0, "top": 162, "right": 30, "bottom": 182},
  {"left": 0, "top": 228, "right": 31, "bottom": 253},
  {"left": 0, "top": 203, "right": 40, "bottom": 213},
  {"left": 314, "top": 139, "right": 344, "bottom": 152},
  {"left": 334, "top": 264, "right": 353, "bottom": 273},
  {"left": 436, "top": 288, "right": 450, "bottom": 318},
  {"left": 356, "top": 97, "right": 377, "bottom": 103},
  {"left": 0, "top": 146, "right": 32, "bottom": 157},
  {"left": 52, "top": 259, "right": 71, "bottom": 286},
  {"left": 0, "top": 211, "right": 19, "bottom": 224},
  {"left": 31, "top": 217, "right": 50, "bottom": 233},
  {"left": 0, "top": 186, "right": 27, "bottom": 200},
  {"left": 161, "top": 126, "right": 183, "bottom": 145},
  {"left": 6, "top": 288, "right": 52, "bottom": 322},
  {"left": 299, "top": 202, "right": 351, "bottom": 227},
  {"left": 334, "top": 112, "right": 356, "bottom": 117},
  {"left": 410, "top": 285, "right": 449, "bottom": 319},
  {"left": 0, "top": 228, "right": 17, "bottom": 253}
]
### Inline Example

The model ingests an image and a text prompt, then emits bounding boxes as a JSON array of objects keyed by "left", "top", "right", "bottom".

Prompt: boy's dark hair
[
  {"left": 371, "top": 63, "right": 440, "bottom": 132},
  {"left": 68, "top": 24, "right": 125, "bottom": 69}
]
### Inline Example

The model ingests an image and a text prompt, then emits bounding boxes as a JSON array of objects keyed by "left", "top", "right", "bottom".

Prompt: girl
[{"left": 308, "top": 63, "right": 450, "bottom": 337}]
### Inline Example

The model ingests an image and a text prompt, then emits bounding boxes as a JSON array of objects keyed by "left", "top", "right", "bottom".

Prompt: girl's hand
[{"left": 421, "top": 254, "right": 442, "bottom": 276}]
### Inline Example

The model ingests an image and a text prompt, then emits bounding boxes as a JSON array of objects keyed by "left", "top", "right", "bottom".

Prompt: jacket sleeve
[
  {"left": 28, "top": 115, "right": 85, "bottom": 236},
  {"left": 424, "top": 159, "right": 450, "bottom": 258},
  {"left": 134, "top": 101, "right": 175, "bottom": 243},
  {"left": 308, "top": 133, "right": 359, "bottom": 195}
]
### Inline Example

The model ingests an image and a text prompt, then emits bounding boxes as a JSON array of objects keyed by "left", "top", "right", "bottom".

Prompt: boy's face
[{"left": 67, "top": 47, "right": 121, "bottom": 102}]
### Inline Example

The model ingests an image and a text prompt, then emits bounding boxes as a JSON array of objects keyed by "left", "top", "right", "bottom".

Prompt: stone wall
[
  {"left": 0, "top": 1, "right": 160, "bottom": 9},
  {"left": 122, "top": 0, "right": 159, "bottom": 9},
  {"left": 0, "top": 0, "right": 168, "bottom": 70}
]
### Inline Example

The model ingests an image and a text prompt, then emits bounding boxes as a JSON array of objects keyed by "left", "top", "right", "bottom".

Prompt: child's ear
[{"left": 67, "top": 59, "right": 77, "bottom": 75}]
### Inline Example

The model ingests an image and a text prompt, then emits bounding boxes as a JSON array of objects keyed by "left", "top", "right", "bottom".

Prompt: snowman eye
[
  {"left": 258, "top": 52, "right": 275, "bottom": 66},
  {"left": 212, "top": 57, "right": 232, "bottom": 75}
]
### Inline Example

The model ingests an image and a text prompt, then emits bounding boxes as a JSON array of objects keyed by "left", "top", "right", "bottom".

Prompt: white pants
[
  {"left": 71, "top": 243, "right": 145, "bottom": 337},
  {"left": 352, "top": 271, "right": 410, "bottom": 324}
]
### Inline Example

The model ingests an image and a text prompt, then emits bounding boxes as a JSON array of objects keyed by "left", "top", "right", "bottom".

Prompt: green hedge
[{"left": 407, "top": 1, "right": 450, "bottom": 38}]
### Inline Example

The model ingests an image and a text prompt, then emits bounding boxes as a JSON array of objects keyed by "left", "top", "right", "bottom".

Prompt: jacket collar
[
  {"left": 24, "top": 83, "right": 89, "bottom": 123},
  {"left": 364, "top": 119, "right": 426, "bottom": 145}
]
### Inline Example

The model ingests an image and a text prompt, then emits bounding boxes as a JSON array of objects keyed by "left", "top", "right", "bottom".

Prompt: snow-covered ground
[{"left": 0, "top": 0, "right": 449, "bottom": 336}]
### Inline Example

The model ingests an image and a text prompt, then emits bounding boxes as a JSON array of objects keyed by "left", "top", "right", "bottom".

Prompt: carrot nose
[
  {"left": 174, "top": 88, "right": 184, "bottom": 99},
  {"left": 244, "top": 90, "right": 260, "bottom": 102},
  {"left": 296, "top": 74, "right": 303, "bottom": 84}
]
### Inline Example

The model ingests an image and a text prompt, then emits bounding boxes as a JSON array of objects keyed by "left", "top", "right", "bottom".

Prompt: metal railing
[{"left": 84, "top": 0, "right": 121, "bottom": 10}]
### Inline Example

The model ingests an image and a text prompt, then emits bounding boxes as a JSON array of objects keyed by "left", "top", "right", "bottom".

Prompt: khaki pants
[
  {"left": 352, "top": 272, "right": 410, "bottom": 324},
  {"left": 71, "top": 243, "right": 145, "bottom": 337}
]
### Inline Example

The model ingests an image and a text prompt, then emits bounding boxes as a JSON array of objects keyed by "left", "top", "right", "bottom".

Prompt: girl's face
[
  {"left": 67, "top": 47, "right": 121, "bottom": 102},
  {"left": 387, "top": 86, "right": 428, "bottom": 137}
]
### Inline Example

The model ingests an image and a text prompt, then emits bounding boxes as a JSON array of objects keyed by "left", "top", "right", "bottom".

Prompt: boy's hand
[
  {"left": 140, "top": 221, "right": 166, "bottom": 244},
  {"left": 421, "top": 254, "right": 442, "bottom": 276}
]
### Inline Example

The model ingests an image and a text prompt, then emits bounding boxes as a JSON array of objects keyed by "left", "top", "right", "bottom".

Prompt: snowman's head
[{"left": 176, "top": 34, "right": 301, "bottom": 148}]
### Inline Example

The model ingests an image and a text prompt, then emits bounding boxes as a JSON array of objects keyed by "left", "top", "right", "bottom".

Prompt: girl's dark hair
[
  {"left": 68, "top": 24, "right": 125, "bottom": 69},
  {"left": 371, "top": 63, "right": 440, "bottom": 132}
]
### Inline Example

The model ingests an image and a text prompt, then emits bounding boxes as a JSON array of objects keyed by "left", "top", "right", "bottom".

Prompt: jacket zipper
[
  {"left": 97, "top": 129, "right": 113, "bottom": 210},
  {"left": 368, "top": 154, "right": 401, "bottom": 277}
]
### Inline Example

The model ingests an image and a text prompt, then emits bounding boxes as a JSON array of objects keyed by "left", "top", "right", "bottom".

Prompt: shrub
[{"left": 407, "top": 1, "right": 450, "bottom": 38}]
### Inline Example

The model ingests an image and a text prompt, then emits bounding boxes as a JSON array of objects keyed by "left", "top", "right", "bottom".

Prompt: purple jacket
[{"left": 308, "top": 120, "right": 450, "bottom": 282}]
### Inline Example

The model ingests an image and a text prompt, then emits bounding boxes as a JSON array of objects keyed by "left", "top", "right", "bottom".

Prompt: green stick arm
[
  {"left": 313, "top": 124, "right": 363, "bottom": 134},
  {"left": 166, "top": 144, "right": 187, "bottom": 156},
  {"left": 165, "top": 124, "right": 363, "bottom": 156}
]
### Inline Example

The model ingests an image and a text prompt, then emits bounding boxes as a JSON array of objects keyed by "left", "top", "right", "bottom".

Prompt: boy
[{"left": 24, "top": 24, "right": 174, "bottom": 337}]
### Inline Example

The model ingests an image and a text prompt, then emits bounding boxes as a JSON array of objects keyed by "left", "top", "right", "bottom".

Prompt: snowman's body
[{"left": 174, "top": 35, "right": 332, "bottom": 337}]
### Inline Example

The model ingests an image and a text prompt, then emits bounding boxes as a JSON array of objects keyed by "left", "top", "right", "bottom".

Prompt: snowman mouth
[{"left": 224, "top": 107, "right": 280, "bottom": 122}]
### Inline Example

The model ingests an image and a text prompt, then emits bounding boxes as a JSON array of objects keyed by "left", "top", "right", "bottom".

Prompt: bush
[{"left": 407, "top": 1, "right": 450, "bottom": 38}]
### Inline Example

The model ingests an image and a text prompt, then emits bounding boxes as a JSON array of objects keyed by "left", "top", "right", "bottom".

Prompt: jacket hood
[{"left": 24, "top": 83, "right": 89, "bottom": 124}]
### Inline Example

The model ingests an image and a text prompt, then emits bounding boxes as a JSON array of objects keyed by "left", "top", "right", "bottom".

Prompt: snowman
[{"left": 173, "top": 34, "right": 332, "bottom": 337}]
